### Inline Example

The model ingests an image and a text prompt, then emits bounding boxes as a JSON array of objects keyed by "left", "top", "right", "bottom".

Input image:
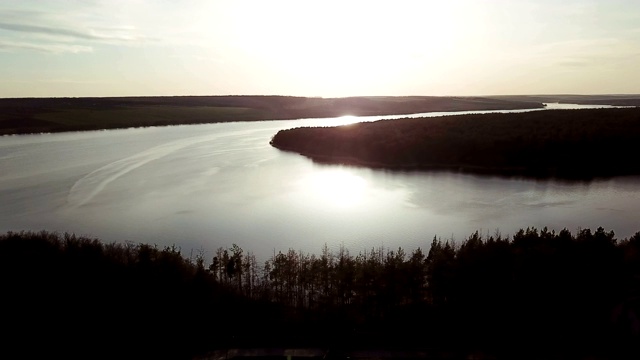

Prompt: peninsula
[{"left": 270, "top": 106, "right": 640, "bottom": 179}]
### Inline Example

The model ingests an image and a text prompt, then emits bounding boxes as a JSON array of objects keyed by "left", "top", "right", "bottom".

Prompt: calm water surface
[{"left": 1, "top": 103, "right": 638, "bottom": 261}]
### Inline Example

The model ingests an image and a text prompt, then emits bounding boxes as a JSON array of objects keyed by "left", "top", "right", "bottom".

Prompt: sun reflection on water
[
  {"left": 301, "top": 167, "right": 367, "bottom": 208},
  {"left": 316, "top": 115, "right": 361, "bottom": 127}
]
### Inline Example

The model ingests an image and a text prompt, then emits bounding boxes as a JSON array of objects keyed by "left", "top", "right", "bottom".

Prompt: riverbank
[
  {"left": 270, "top": 107, "right": 640, "bottom": 179},
  {"left": 0, "top": 95, "right": 544, "bottom": 135}
]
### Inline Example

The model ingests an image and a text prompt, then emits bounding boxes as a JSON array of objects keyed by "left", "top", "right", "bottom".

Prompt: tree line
[
  {"left": 0, "top": 95, "right": 543, "bottom": 135},
  {"left": 209, "top": 227, "right": 640, "bottom": 353},
  {"left": 2, "top": 227, "right": 640, "bottom": 359}
]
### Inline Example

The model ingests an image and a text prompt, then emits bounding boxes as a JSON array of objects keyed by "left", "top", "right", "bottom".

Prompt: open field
[{"left": 0, "top": 95, "right": 545, "bottom": 135}]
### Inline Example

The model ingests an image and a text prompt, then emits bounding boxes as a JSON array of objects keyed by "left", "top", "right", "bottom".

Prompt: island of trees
[
  {"left": 2, "top": 227, "right": 640, "bottom": 359},
  {"left": 270, "top": 107, "right": 640, "bottom": 179},
  {"left": 0, "top": 95, "right": 545, "bottom": 135}
]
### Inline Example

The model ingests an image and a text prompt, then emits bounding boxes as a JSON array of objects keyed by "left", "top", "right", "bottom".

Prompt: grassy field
[{"left": 0, "top": 95, "right": 545, "bottom": 135}]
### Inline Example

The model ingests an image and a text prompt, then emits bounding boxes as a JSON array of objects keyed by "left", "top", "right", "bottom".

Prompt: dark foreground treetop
[{"left": 2, "top": 228, "right": 640, "bottom": 359}]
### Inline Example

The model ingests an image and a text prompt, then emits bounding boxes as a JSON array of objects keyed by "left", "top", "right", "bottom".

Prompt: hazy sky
[{"left": 1, "top": 0, "right": 640, "bottom": 98}]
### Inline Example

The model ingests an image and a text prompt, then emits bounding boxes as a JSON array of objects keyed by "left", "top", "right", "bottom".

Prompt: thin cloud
[
  {"left": 37, "top": 78, "right": 107, "bottom": 84},
  {"left": 502, "top": 37, "right": 640, "bottom": 68},
  {"left": 558, "top": 59, "right": 591, "bottom": 68},
  {"left": 0, "top": 21, "right": 153, "bottom": 42},
  {"left": 0, "top": 22, "right": 102, "bottom": 40},
  {"left": 0, "top": 5, "right": 156, "bottom": 55},
  {"left": 4, "top": 78, "right": 106, "bottom": 84},
  {"left": 0, "top": 40, "right": 92, "bottom": 53}
]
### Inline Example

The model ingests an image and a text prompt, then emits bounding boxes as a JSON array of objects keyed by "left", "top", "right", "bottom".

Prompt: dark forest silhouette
[
  {"left": 270, "top": 107, "right": 640, "bottom": 179},
  {"left": 0, "top": 95, "right": 544, "bottom": 135},
  {"left": 2, "top": 227, "right": 640, "bottom": 359}
]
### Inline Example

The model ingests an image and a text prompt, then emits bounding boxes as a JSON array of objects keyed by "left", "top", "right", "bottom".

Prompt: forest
[
  {"left": 270, "top": 107, "right": 640, "bottom": 179},
  {"left": 0, "top": 95, "right": 543, "bottom": 135},
  {"left": 2, "top": 227, "right": 640, "bottom": 360},
  {"left": 488, "top": 95, "right": 640, "bottom": 107}
]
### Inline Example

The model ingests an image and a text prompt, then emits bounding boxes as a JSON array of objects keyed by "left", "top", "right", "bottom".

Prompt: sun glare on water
[
  {"left": 327, "top": 115, "right": 360, "bottom": 127},
  {"left": 301, "top": 168, "right": 367, "bottom": 209}
]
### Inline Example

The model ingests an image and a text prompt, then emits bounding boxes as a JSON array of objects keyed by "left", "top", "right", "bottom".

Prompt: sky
[{"left": 1, "top": 0, "right": 640, "bottom": 98}]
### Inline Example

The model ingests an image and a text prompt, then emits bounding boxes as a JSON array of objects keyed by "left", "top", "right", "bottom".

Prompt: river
[{"left": 1, "top": 103, "right": 638, "bottom": 261}]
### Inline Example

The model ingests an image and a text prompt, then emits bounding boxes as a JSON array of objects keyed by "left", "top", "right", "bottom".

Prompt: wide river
[{"left": 1, "top": 103, "right": 638, "bottom": 261}]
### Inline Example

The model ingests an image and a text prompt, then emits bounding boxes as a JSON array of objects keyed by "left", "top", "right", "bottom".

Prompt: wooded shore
[
  {"left": 0, "top": 95, "right": 544, "bottom": 135},
  {"left": 270, "top": 107, "right": 640, "bottom": 179}
]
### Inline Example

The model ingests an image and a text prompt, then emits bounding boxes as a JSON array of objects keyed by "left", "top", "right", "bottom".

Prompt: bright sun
[{"left": 228, "top": 1, "right": 464, "bottom": 96}]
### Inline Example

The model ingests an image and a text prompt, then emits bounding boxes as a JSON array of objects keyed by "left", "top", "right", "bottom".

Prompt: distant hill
[
  {"left": 487, "top": 94, "right": 640, "bottom": 106},
  {"left": 0, "top": 95, "right": 543, "bottom": 135}
]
